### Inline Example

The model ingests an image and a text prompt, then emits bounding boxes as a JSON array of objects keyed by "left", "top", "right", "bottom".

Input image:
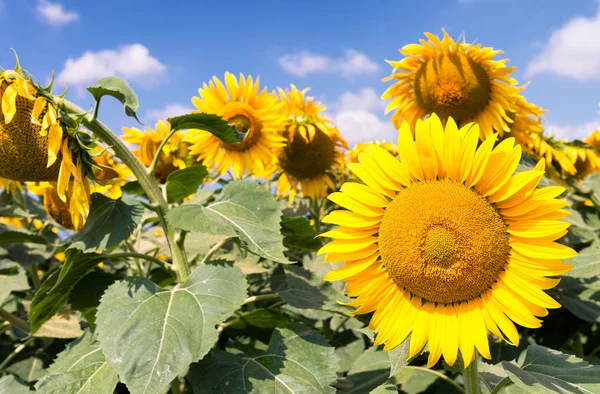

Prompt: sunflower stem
[
  {"left": 0, "top": 308, "right": 31, "bottom": 335},
  {"left": 148, "top": 127, "right": 178, "bottom": 178},
  {"left": 57, "top": 98, "right": 191, "bottom": 283},
  {"left": 463, "top": 353, "right": 480, "bottom": 394}
]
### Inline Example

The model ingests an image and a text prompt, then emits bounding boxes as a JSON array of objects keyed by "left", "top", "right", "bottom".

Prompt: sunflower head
[
  {"left": 28, "top": 182, "right": 88, "bottom": 231},
  {"left": 347, "top": 141, "right": 398, "bottom": 164},
  {"left": 584, "top": 130, "right": 600, "bottom": 149},
  {"left": 319, "top": 115, "right": 575, "bottom": 368},
  {"left": 184, "top": 73, "right": 286, "bottom": 178},
  {"left": 382, "top": 30, "right": 520, "bottom": 138},
  {"left": 91, "top": 147, "right": 132, "bottom": 198},
  {"left": 563, "top": 143, "right": 600, "bottom": 179},
  {"left": 275, "top": 86, "right": 347, "bottom": 201},
  {"left": 122, "top": 120, "right": 189, "bottom": 183}
]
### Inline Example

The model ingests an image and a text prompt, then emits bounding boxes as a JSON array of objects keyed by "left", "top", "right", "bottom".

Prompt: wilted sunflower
[
  {"left": 0, "top": 66, "right": 94, "bottom": 228},
  {"left": 122, "top": 120, "right": 189, "bottom": 183},
  {"left": 319, "top": 115, "right": 575, "bottom": 367},
  {"left": 185, "top": 73, "right": 286, "bottom": 178},
  {"left": 382, "top": 30, "right": 519, "bottom": 138},
  {"left": 347, "top": 141, "right": 398, "bottom": 164},
  {"left": 27, "top": 182, "right": 88, "bottom": 231},
  {"left": 275, "top": 85, "right": 347, "bottom": 201}
]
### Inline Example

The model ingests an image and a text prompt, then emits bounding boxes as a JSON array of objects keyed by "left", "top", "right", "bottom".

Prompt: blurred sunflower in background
[
  {"left": 347, "top": 141, "right": 398, "bottom": 164},
  {"left": 382, "top": 30, "right": 519, "bottom": 138},
  {"left": 185, "top": 73, "right": 286, "bottom": 178},
  {"left": 122, "top": 120, "right": 189, "bottom": 183},
  {"left": 562, "top": 142, "right": 600, "bottom": 179},
  {"left": 275, "top": 85, "right": 347, "bottom": 201},
  {"left": 319, "top": 115, "right": 575, "bottom": 367},
  {"left": 91, "top": 148, "right": 133, "bottom": 198},
  {"left": 0, "top": 63, "right": 95, "bottom": 229}
]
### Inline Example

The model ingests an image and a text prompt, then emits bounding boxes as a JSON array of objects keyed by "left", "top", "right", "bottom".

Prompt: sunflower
[
  {"left": 122, "top": 120, "right": 189, "bottom": 183},
  {"left": 185, "top": 73, "right": 286, "bottom": 178},
  {"left": 318, "top": 115, "right": 575, "bottom": 368},
  {"left": 275, "top": 85, "right": 347, "bottom": 201},
  {"left": 91, "top": 148, "right": 132, "bottom": 198},
  {"left": 382, "top": 30, "right": 520, "bottom": 138},
  {"left": 347, "top": 141, "right": 398, "bottom": 164},
  {"left": 584, "top": 130, "right": 600, "bottom": 148},
  {"left": 563, "top": 143, "right": 600, "bottom": 179},
  {"left": 0, "top": 66, "right": 93, "bottom": 229}
]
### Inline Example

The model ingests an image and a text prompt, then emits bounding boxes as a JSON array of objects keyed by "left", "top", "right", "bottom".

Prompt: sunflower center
[
  {"left": 278, "top": 124, "right": 334, "bottom": 180},
  {"left": 221, "top": 105, "right": 262, "bottom": 152},
  {"left": 378, "top": 180, "right": 510, "bottom": 304},
  {"left": 414, "top": 52, "right": 491, "bottom": 124}
]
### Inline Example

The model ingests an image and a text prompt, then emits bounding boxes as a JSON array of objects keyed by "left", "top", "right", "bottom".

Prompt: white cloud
[
  {"left": 326, "top": 88, "right": 396, "bottom": 145},
  {"left": 144, "top": 103, "right": 190, "bottom": 124},
  {"left": 35, "top": 0, "right": 79, "bottom": 27},
  {"left": 57, "top": 44, "right": 166, "bottom": 89},
  {"left": 526, "top": 9, "right": 600, "bottom": 80},
  {"left": 545, "top": 119, "right": 600, "bottom": 141},
  {"left": 279, "top": 49, "right": 379, "bottom": 78}
]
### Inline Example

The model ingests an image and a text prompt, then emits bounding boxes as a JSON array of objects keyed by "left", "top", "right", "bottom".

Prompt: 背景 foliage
[{"left": 0, "top": 62, "right": 599, "bottom": 394}]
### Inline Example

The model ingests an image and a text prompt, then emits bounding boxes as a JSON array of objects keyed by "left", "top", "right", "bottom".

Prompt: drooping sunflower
[
  {"left": 347, "top": 141, "right": 398, "bottom": 164},
  {"left": 0, "top": 65, "right": 94, "bottom": 228},
  {"left": 382, "top": 30, "right": 520, "bottom": 138},
  {"left": 318, "top": 115, "right": 575, "bottom": 367},
  {"left": 185, "top": 73, "right": 286, "bottom": 178},
  {"left": 91, "top": 148, "right": 133, "bottom": 198},
  {"left": 122, "top": 120, "right": 189, "bottom": 183},
  {"left": 275, "top": 85, "right": 348, "bottom": 201}
]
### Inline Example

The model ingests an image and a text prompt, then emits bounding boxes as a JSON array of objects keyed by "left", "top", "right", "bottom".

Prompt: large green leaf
[
  {"left": 168, "top": 113, "right": 237, "bottom": 143},
  {"left": 281, "top": 216, "right": 322, "bottom": 252},
  {"left": 167, "top": 181, "right": 289, "bottom": 263},
  {"left": 339, "top": 347, "right": 392, "bottom": 394},
  {"left": 0, "top": 224, "right": 47, "bottom": 246},
  {"left": 567, "top": 243, "right": 600, "bottom": 278},
  {"left": 165, "top": 165, "right": 208, "bottom": 203},
  {"left": 35, "top": 328, "right": 119, "bottom": 394},
  {"left": 502, "top": 344, "right": 600, "bottom": 393},
  {"left": 96, "top": 264, "right": 248, "bottom": 394},
  {"left": 29, "top": 251, "right": 102, "bottom": 333},
  {"left": 0, "top": 259, "right": 29, "bottom": 304},
  {"left": 6, "top": 356, "right": 47, "bottom": 383},
  {"left": 69, "top": 193, "right": 144, "bottom": 253},
  {"left": 87, "top": 76, "right": 139, "bottom": 119},
  {"left": 69, "top": 271, "right": 120, "bottom": 325},
  {"left": 557, "top": 277, "right": 600, "bottom": 323},
  {"left": 0, "top": 375, "right": 33, "bottom": 393},
  {"left": 189, "top": 324, "right": 338, "bottom": 393},
  {"left": 388, "top": 340, "right": 410, "bottom": 377}
]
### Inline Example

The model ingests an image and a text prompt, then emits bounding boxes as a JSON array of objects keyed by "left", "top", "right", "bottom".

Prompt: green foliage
[
  {"left": 35, "top": 328, "right": 119, "bottom": 394},
  {"left": 0, "top": 375, "right": 33, "bottom": 393},
  {"left": 0, "top": 224, "right": 47, "bottom": 246},
  {"left": 70, "top": 193, "right": 144, "bottom": 253},
  {"left": 167, "top": 181, "right": 289, "bottom": 263},
  {"left": 0, "top": 259, "right": 29, "bottom": 304},
  {"left": 190, "top": 324, "right": 339, "bottom": 393},
  {"left": 281, "top": 216, "right": 322, "bottom": 251},
  {"left": 87, "top": 76, "right": 140, "bottom": 120},
  {"left": 95, "top": 264, "right": 248, "bottom": 394},
  {"left": 168, "top": 113, "right": 237, "bottom": 143},
  {"left": 165, "top": 164, "right": 208, "bottom": 203}
]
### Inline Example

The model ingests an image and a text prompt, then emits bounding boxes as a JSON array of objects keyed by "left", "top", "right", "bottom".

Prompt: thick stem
[
  {"left": 463, "top": 353, "right": 480, "bottom": 394},
  {"left": 58, "top": 98, "right": 190, "bottom": 282},
  {"left": 242, "top": 293, "right": 281, "bottom": 305},
  {"left": 148, "top": 127, "right": 178, "bottom": 177},
  {"left": 0, "top": 308, "right": 31, "bottom": 335}
]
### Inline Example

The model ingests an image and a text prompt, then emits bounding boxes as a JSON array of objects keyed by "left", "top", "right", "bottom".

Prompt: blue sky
[{"left": 1, "top": 0, "right": 600, "bottom": 144}]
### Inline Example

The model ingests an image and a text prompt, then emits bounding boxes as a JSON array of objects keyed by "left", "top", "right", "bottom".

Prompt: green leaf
[
  {"left": 340, "top": 347, "right": 392, "bottom": 394},
  {"left": 96, "top": 264, "right": 248, "bottom": 394},
  {"left": 29, "top": 252, "right": 102, "bottom": 333},
  {"left": 0, "top": 259, "right": 29, "bottom": 305},
  {"left": 6, "top": 356, "right": 47, "bottom": 383},
  {"left": 69, "top": 193, "right": 144, "bottom": 253},
  {"left": 567, "top": 243, "right": 600, "bottom": 278},
  {"left": 0, "top": 225, "right": 47, "bottom": 246},
  {"left": 120, "top": 180, "right": 147, "bottom": 197},
  {"left": 557, "top": 277, "right": 600, "bottom": 323},
  {"left": 35, "top": 328, "right": 119, "bottom": 394},
  {"left": 281, "top": 216, "right": 322, "bottom": 252},
  {"left": 168, "top": 113, "right": 237, "bottom": 144},
  {"left": 87, "top": 76, "right": 139, "bottom": 119},
  {"left": 502, "top": 344, "right": 600, "bottom": 393},
  {"left": 388, "top": 340, "right": 410, "bottom": 377},
  {"left": 33, "top": 308, "right": 84, "bottom": 339},
  {"left": 69, "top": 271, "right": 120, "bottom": 325},
  {"left": 167, "top": 181, "right": 289, "bottom": 264},
  {"left": 225, "top": 308, "right": 291, "bottom": 330},
  {"left": 334, "top": 337, "right": 365, "bottom": 373},
  {"left": 165, "top": 165, "right": 208, "bottom": 203},
  {"left": 189, "top": 323, "right": 339, "bottom": 393},
  {"left": 0, "top": 375, "right": 33, "bottom": 393}
]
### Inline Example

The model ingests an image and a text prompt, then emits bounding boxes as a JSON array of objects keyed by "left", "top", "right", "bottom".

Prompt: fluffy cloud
[
  {"left": 326, "top": 88, "right": 396, "bottom": 145},
  {"left": 545, "top": 119, "right": 600, "bottom": 141},
  {"left": 144, "top": 104, "right": 190, "bottom": 124},
  {"left": 526, "top": 10, "right": 600, "bottom": 80},
  {"left": 278, "top": 49, "right": 379, "bottom": 78},
  {"left": 57, "top": 44, "right": 166, "bottom": 89},
  {"left": 35, "top": 0, "right": 79, "bottom": 27}
]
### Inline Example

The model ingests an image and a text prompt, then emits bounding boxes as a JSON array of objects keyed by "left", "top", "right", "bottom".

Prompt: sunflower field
[{"left": 1, "top": 28, "right": 600, "bottom": 394}]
